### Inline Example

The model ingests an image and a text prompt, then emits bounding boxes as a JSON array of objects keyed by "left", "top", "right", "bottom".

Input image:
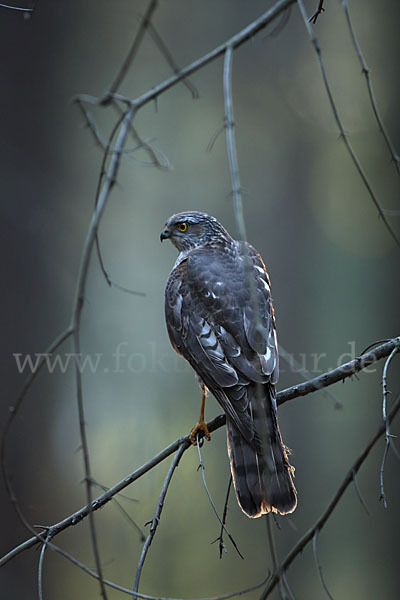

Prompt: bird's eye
[{"left": 177, "top": 222, "right": 188, "bottom": 232}]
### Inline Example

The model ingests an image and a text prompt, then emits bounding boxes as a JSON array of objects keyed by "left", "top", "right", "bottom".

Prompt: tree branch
[
  {"left": 1, "top": 336, "right": 398, "bottom": 569},
  {"left": 133, "top": 443, "right": 186, "bottom": 599},
  {"left": 341, "top": 0, "right": 400, "bottom": 174},
  {"left": 77, "top": 0, "right": 296, "bottom": 110},
  {"left": 259, "top": 392, "right": 400, "bottom": 599},
  {"left": 70, "top": 105, "right": 136, "bottom": 600},
  {"left": 297, "top": 0, "right": 400, "bottom": 249},
  {"left": 277, "top": 337, "right": 400, "bottom": 405}
]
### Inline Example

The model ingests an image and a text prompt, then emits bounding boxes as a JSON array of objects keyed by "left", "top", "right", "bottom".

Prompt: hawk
[{"left": 161, "top": 211, "right": 297, "bottom": 517}]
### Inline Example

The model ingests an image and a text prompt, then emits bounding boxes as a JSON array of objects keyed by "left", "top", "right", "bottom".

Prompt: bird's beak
[{"left": 160, "top": 229, "right": 170, "bottom": 242}]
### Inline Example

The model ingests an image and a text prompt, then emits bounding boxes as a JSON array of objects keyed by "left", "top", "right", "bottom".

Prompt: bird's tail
[{"left": 226, "top": 383, "right": 297, "bottom": 518}]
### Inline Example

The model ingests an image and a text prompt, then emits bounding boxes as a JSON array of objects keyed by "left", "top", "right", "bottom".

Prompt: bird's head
[{"left": 160, "top": 211, "right": 232, "bottom": 252}]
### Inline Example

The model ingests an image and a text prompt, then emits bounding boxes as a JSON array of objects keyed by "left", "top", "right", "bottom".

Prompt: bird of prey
[{"left": 161, "top": 211, "right": 296, "bottom": 518}]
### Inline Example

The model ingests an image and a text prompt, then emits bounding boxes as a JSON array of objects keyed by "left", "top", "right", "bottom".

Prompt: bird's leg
[{"left": 189, "top": 387, "right": 211, "bottom": 446}]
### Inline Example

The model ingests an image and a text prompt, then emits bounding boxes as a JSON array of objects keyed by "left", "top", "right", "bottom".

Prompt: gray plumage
[{"left": 161, "top": 211, "right": 297, "bottom": 517}]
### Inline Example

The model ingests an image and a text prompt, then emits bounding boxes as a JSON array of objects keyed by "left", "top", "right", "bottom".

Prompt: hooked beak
[{"left": 160, "top": 229, "right": 170, "bottom": 242}]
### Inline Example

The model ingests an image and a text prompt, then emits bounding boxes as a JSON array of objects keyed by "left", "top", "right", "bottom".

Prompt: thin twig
[
  {"left": 77, "top": 0, "right": 296, "bottom": 111},
  {"left": 111, "top": 102, "right": 171, "bottom": 169},
  {"left": 279, "top": 344, "right": 342, "bottom": 409},
  {"left": 381, "top": 209, "right": 400, "bottom": 216},
  {"left": 259, "top": 394, "right": 400, "bottom": 599},
  {"left": 351, "top": 469, "right": 371, "bottom": 516},
  {"left": 76, "top": 97, "right": 170, "bottom": 170},
  {"left": 196, "top": 439, "right": 244, "bottom": 559},
  {"left": 37, "top": 533, "right": 51, "bottom": 600},
  {"left": 146, "top": 21, "right": 199, "bottom": 99},
  {"left": 91, "top": 109, "right": 147, "bottom": 295},
  {"left": 2, "top": 337, "right": 399, "bottom": 569},
  {"left": 0, "top": 2, "right": 33, "bottom": 10},
  {"left": 308, "top": 0, "right": 325, "bottom": 24},
  {"left": 312, "top": 530, "right": 334, "bottom": 600},
  {"left": 277, "top": 337, "right": 400, "bottom": 404},
  {"left": 1, "top": 327, "right": 74, "bottom": 532},
  {"left": 71, "top": 105, "right": 136, "bottom": 600},
  {"left": 269, "top": 5, "right": 292, "bottom": 37},
  {"left": 280, "top": 572, "right": 295, "bottom": 600},
  {"left": 266, "top": 515, "right": 286, "bottom": 600},
  {"left": 379, "top": 442, "right": 390, "bottom": 508},
  {"left": 223, "top": 42, "right": 265, "bottom": 378},
  {"left": 105, "top": 0, "right": 158, "bottom": 101},
  {"left": 212, "top": 475, "right": 233, "bottom": 558},
  {"left": 92, "top": 480, "right": 145, "bottom": 542},
  {"left": 342, "top": 0, "right": 400, "bottom": 174},
  {"left": 75, "top": 98, "right": 153, "bottom": 158},
  {"left": 297, "top": 0, "right": 400, "bottom": 249},
  {"left": 379, "top": 345, "right": 399, "bottom": 506},
  {"left": 29, "top": 531, "right": 270, "bottom": 600},
  {"left": 133, "top": 443, "right": 186, "bottom": 600},
  {"left": 223, "top": 44, "right": 246, "bottom": 242},
  {"left": 84, "top": 105, "right": 148, "bottom": 297}
]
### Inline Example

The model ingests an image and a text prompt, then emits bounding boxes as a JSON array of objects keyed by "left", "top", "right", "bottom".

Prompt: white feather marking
[
  {"left": 255, "top": 265, "right": 265, "bottom": 275},
  {"left": 200, "top": 322, "right": 211, "bottom": 336},
  {"left": 260, "top": 279, "right": 270, "bottom": 291},
  {"left": 211, "top": 292, "right": 218, "bottom": 300}
]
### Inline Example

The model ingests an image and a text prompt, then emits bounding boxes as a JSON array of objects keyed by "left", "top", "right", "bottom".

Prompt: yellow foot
[{"left": 189, "top": 420, "right": 211, "bottom": 446}]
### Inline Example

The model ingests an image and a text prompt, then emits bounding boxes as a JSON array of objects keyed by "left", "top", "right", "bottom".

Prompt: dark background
[{"left": 1, "top": 1, "right": 399, "bottom": 598}]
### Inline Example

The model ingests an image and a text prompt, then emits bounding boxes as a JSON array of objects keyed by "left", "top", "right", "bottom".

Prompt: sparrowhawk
[{"left": 161, "top": 211, "right": 296, "bottom": 517}]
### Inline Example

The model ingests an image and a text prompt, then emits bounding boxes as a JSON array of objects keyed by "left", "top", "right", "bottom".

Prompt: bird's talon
[{"left": 189, "top": 421, "right": 211, "bottom": 446}]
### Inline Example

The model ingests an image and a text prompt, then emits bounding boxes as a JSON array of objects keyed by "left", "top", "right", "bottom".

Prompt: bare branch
[
  {"left": 105, "top": 0, "right": 159, "bottom": 101},
  {"left": 342, "top": 0, "right": 400, "bottom": 174},
  {"left": 38, "top": 533, "right": 51, "bottom": 600},
  {"left": 279, "top": 344, "right": 342, "bottom": 409},
  {"left": 312, "top": 530, "right": 334, "bottom": 600},
  {"left": 212, "top": 476, "right": 233, "bottom": 558},
  {"left": 351, "top": 469, "right": 371, "bottom": 517},
  {"left": 277, "top": 337, "right": 400, "bottom": 405},
  {"left": 31, "top": 533, "right": 270, "bottom": 600},
  {"left": 91, "top": 480, "right": 145, "bottom": 542},
  {"left": 0, "top": 2, "right": 33, "bottom": 11},
  {"left": 71, "top": 105, "right": 136, "bottom": 600},
  {"left": 196, "top": 438, "right": 244, "bottom": 559},
  {"left": 308, "top": 0, "right": 325, "bottom": 24},
  {"left": 259, "top": 393, "right": 400, "bottom": 599},
  {"left": 223, "top": 45, "right": 246, "bottom": 242},
  {"left": 379, "top": 345, "right": 399, "bottom": 506},
  {"left": 266, "top": 516, "right": 286, "bottom": 600},
  {"left": 133, "top": 443, "right": 186, "bottom": 599},
  {"left": 146, "top": 21, "right": 199, "bottom": 99},
  {"left": 77, "top": 0, "right": 296, "bottom": 111},
  {"left": 1, "top": 327, "right": 74, "bottom": 533},
  {"left": 297, "top": 0, "right": 400, "bottom": 249},
  {"left": 2, "top": 337, "right": 398, "bottom": 570}
]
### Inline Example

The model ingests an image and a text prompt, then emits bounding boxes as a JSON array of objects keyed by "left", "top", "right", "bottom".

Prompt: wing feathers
[{"left": 164, "top": 238, "right": 296, "bottom": 516}]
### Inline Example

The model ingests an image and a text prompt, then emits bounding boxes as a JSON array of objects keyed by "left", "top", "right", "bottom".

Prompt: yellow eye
[{"left": 177, "top": 222, "right": 188, "bottom": 232}]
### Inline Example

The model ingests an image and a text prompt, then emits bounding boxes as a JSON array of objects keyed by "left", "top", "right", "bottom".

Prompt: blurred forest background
[{"left": 1, "top": 1, "right": 399, "bottom": 599}]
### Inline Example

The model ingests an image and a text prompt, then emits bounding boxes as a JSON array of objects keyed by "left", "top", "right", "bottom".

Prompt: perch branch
[{"left": 1, "top": 336, "right": 398, "bottom": 569}]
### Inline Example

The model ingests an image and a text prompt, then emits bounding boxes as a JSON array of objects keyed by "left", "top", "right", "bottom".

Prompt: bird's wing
[{"left": 165, "top": 243, "right": 279, "bottom": 441}]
